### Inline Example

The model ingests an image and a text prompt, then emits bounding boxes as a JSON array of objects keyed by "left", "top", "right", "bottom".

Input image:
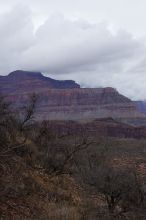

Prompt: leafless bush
[
  {"left": 0, "top": 94, "right": 38, "bottom": 208},
  {"left": 34, "top": 121, "right": 97, "bottom": 176},
  {"left": 81, "top": 159, "right": 145, "bottom": 218}
]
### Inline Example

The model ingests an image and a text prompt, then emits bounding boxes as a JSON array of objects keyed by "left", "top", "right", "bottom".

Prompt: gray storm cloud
[{"left": 0, "top": 4, "right": 146, "bottom": 100}]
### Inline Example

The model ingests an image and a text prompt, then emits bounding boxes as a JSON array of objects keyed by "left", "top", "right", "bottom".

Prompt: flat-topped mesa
[
  {"left": 37, "top": 87, "right": 130, "bottom": 106},
  {"left": 104, "top": 87, "right": 117, "bottom": 93},
  {"left": 77, "top": 87, "right": 117, "bottom": 93},
  {"left": 0, "top": 70, "right": 146, "bottom": 125},
  {"left": 8, "top": 70, "right": 80, "bottom": 89},
  {"left": 0, "top": 70, "right": 80, "bottom": 94},
  {"left": 8, "top": 70, "right": 43, "bottom": 78}
]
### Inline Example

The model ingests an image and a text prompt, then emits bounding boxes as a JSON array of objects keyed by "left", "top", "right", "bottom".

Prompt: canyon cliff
[{"left": 0, "top": 70, "right": 146, "bottom": 125}]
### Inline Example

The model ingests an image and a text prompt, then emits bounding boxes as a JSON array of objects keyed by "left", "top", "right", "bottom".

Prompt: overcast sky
[{"left": 0, "top": 0, "right": 146, "bottom": 99}]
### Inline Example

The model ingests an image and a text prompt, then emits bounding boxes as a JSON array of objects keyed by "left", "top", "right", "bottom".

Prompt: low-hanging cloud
[{"left": 0, "top": 4, "right": 146, "bottom": 100}]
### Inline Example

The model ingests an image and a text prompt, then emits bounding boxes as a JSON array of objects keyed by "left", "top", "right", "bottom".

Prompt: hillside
[
  {"left": 1, "top": 95, "right": 146, "bottom": 219},
  {"left": 0, "top": 70, "right": 145, "bottom": 125},
  {"left": 45, "top": 118, "right": 146, "bottom": 139},
  {"left": 0, "top": 70, "right": 80, "bottom": 94},
  {"left": 1, "top": 75, "right": 146, "bottom": 219}
]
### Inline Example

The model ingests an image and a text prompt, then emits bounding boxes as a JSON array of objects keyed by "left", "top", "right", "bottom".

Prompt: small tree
[
  {"left": 34, "top": 123, "right": 96, "bottom": 176},
  {"left": 82, "top": 162, "right": 144, "bottom": 218},
  {"left": 0, "top": 94, "right": 38, "bottom": 204}
]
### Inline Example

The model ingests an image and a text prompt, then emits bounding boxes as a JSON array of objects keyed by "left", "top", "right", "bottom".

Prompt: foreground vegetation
[{"left": 1, "top": 95, "right": 146, "bottom": 219}]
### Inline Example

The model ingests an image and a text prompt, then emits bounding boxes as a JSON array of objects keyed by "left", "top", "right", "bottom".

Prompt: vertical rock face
[
  {"left": 34, "top": 88, "right": 145, "bottom": 123},
  {"left": 134, "top": 101, "right": 146, "bottom": 115},
  {"left": 0, "top": 70, "right": 146, "bottom": 125}
]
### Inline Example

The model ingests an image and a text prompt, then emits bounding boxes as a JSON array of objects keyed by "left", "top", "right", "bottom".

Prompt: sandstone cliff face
[
  {"left": 134, "top": 101, "right": 146, "bottom": 115},
  {"left": 34, "top": 88, "right": 144, "bottom": 123},
  {"left": 0, "top": 70, "right": 146, "bottom": 125}
]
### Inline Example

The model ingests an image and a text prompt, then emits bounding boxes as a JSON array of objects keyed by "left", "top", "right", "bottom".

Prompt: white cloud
[
  {"left": 0, "top": 5, "right": 34, "bottom": 72},
  {"left": 0, "top": 3, "right": 146, "bottom": 99}
]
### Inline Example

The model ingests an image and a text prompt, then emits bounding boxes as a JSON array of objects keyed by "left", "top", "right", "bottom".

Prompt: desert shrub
[
  {"left": 80, "top": 160, "right": 145, "bottom": 218},
  {"left": 1, "top": 94, "right": 146, "bottom": 219},
  {"left": 33, "top": 122, "right": 96, "bottom": 176},
  {"left": 0, "top": 94, "right": 39, "bottom": 216}
]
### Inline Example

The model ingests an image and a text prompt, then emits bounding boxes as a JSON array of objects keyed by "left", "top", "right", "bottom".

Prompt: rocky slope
[
  {"left": 0, "top": 70, "right": 146, "bottom": 125},
  {"left": 45, "top": 118, "right": 146, "bottom": 139}
]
